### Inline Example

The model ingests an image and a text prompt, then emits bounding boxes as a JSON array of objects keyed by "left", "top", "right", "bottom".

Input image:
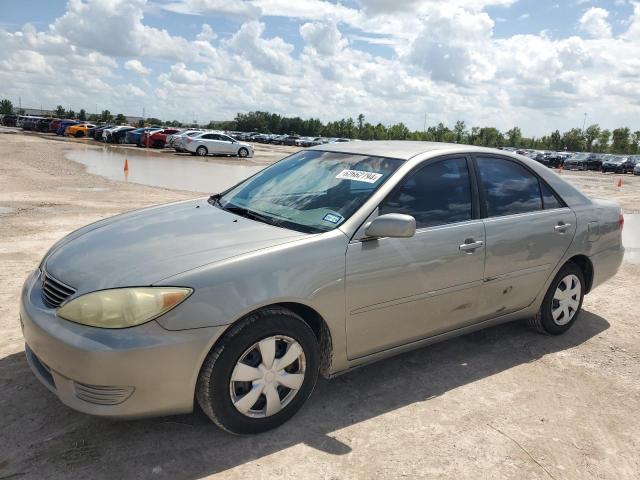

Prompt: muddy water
[
  {"left": 65, "top": 148, "right": 267, "bottom": 193},
  {"left": 623, "top": 213, "right": 640, "bottom": 264}
]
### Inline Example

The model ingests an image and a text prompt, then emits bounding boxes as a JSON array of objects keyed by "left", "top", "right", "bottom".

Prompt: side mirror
[{"left": 363, "top": 213, "right": 416, "bottom": 239}]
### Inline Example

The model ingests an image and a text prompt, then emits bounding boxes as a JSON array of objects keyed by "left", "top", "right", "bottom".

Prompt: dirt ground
[{"left": 1, "top": 132, "right": 639, "bottom": 479}]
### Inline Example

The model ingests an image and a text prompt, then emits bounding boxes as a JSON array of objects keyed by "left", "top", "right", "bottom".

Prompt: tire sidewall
[
  {"left": 203, "top": 313, "right": 319, "bottom": 434},
  {"left": 238, "top": 147, "right": 249, "bottom": 158},
  {"left": 540, "top": 263, "right": 585, "bottom": 335},
  {"left": 197, "top": 146, "right": 207, "bottom": 156}
]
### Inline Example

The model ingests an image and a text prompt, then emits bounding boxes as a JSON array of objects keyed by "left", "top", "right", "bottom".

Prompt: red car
[
  {"left": 140, "top": 128, "right": 180, "bottom": 148},
  {"left": 48, "top": 119, "right": 66, "bottom": 133}
]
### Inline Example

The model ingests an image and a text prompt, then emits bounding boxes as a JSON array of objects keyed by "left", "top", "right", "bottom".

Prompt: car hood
[{"left": 44, "top": 199, "right": 307, "bottom": 293}]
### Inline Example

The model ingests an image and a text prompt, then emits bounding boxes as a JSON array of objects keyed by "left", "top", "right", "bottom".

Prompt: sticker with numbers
[{"left": 335, "top": 169, "right": 383, "bottom": 183}]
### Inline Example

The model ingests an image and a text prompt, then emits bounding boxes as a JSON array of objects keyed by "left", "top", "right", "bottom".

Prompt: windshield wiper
[{"left": 220, "top": 204, "right": 284, "bottom": 228}]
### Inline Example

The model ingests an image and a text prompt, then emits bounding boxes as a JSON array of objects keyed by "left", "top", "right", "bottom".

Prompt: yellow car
[{"left": 65, "top": 123, "right": 95, "bottom": 138}]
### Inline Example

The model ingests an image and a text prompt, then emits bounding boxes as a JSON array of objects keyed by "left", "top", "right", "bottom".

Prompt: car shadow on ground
[{"left": 0, "top": 310, "right": 609, "bottom": 479}]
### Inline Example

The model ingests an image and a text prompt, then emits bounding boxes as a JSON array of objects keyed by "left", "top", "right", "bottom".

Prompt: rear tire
[
  {"left": 528, "top": 262, "right": 585, "bottom": 335},
  {"left": 196, "top": 146, "right": 208, "bottom": 157},
  {"left": 196, "top": 308, "right": 319, "bottom": 435}
]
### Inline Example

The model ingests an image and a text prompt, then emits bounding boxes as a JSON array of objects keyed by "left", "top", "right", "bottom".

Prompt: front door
[{"left": 345, "top": 156, "right": 486, "bottom": 359}]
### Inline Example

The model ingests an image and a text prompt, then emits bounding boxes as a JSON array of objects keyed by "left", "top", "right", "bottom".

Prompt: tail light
[{"left": 619, "top": 213, "right": 624, "bottom": 230}]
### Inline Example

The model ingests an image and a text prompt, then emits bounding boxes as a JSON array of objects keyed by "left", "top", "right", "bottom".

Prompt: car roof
[{"left": 309, "top": 140, "right": 517, "bottom": 160}]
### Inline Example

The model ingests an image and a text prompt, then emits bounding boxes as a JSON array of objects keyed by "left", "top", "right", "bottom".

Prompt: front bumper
[{"left": 20, "top": 270, "right": 225, "bottom": 419}]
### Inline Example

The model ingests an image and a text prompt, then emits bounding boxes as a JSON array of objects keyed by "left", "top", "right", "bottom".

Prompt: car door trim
[{"left": 350, "top": 278, "right": 484, "bottom": 315}]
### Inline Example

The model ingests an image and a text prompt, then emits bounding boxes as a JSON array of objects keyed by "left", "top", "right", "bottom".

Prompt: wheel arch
[
  {"left": 201, "top": 302, "right": 334, "bottom": 379},
  {"left": 565, "top": 254, "right": 594, "bottom": 294}
]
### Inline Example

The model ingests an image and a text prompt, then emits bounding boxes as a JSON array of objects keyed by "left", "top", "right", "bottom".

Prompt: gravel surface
[{"left": 1, "top": 133, "right": 639, "bottom": 479}]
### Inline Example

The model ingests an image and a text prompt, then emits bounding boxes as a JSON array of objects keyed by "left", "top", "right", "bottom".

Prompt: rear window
[{"left": 477, "top": 157, "right": 543, "bottom": 217}]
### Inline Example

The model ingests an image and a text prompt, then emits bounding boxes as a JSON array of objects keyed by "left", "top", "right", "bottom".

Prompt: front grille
[
  {"left": 74, "top": 382, "right": 134, "bottom": 405},
  {"left": 41, "top": 271, "right": 76, "bottom": 308}
]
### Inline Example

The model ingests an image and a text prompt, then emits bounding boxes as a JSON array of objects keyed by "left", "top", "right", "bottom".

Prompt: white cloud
[
  {"left": 124, "top": 59, "right": 150, "bottom": 75},
  {"left": 196, "top": 24, "right": 217, "bottom": 41},
  {"left": 579, "top": 7, "right": 613, "bottom": 38},
  {"left": 300, "top": 20, "right": 348, "bottom": 56},
  {"left": 1, "top": 0, "right": 639, "bottom": 136},
  {"left": 223, "top": 21, "right": 293, "bottom": 74}
]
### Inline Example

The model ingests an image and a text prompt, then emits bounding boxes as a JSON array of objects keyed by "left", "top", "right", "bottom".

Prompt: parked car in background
[
  {"left": 172, "top": 130, "right": 205, "bottom": 152},
  {"left": 184, "top": 132, "right": 253, "bottom": 157},
  {"left": 110, "top": 126, "right": 137, "bottom": 144},
  {"left": 21, "top": 141, "right": 623, "bottom": 434},
  {"left": 102, "top": 125, "right": 132, "bottom": 143},
  {"left": 1, "top": 114, "right": 18, "bottom": 126},
  {"left": 124, "top": 127, "right": 161, "bottom": 145},
  {"left": 140, "top": 128, "right": 181, "bottom": 148},
  {"left": 633, "top": 158, "right": 640, "bottom": 175},
  {"left": 56, "top": 121, "right": 79, "bottom": 136},
  {"left": 65, "top": 123, "right": 96, "bottom": 138},
  {"left": 92, "top": 125, "right": 114, "bottom": 141},
  {"left": 563, "top": 153, "right": 589, "bottom": 171},
  {"left": 602, "top": 155, "right": 637, "bottom": 174}
]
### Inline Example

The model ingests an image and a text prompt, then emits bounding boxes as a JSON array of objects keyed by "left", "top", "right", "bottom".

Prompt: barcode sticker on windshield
[{"left": 336, "top": 169, "right": 383, "bottom": 183}]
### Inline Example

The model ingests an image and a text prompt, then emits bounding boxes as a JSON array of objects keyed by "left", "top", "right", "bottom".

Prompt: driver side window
[{"left": 379, "top": 157, "right": 473, "bottom": 229}]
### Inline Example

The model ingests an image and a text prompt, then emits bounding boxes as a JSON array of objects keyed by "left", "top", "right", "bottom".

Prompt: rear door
[
  {"left": 345, "top": 156, "right": 486, "bottom": 359},
  {"left": 473, "top": 155, "right": 576, "bottom": 319}
]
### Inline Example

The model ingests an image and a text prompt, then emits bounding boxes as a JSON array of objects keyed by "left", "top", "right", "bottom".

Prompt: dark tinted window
[
  {"left": 541, "top": 182, "right": 562, "bottom": 210},
  {"left": 477, "top": 157, "right": 542, "bottom": 217},
  {"left": 379, "top": 158, "right": 472, "bottom": 228}
]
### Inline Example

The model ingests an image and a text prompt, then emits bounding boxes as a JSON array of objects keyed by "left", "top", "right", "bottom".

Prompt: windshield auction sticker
[{"left": 336, "top": 169, "right": 383, "bottom": 183}]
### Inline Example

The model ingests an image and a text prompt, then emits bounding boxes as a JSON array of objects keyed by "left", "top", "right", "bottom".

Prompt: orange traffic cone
[
  {"left": 124, "top": 159, "right": 129, "bottom": 172},
  {"left": 617, "top": 177, "right": 622, "bottom": 189}
]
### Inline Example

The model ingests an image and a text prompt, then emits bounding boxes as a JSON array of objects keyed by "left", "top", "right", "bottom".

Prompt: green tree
[
  {"left": 562, "top": 128, "right": 584, "bottom": 151},
  {"left": 453, "top": 120, "right": 466, "bottom": 144},
  {"left": 550, "top": 130, "right": 562, "bottom": 151},
  {"left": 146, "top": 117, "right": 162, "bottom": 126},
  {"left": 357, "top": 113, "right": 365, "bottom": 138},
  {"left": 611, "top": 127, "right": 630, "bottom": 154},
  {"left": 78, "top": 109, "right": 87, "bottom": 121},
  {"left": 506, "top": 126, "right": 522, "bottom": 147},
  {"left": 115, "top": 113, "right": 127, "bottom": 124},
  {"left": 66, "top": 110, "right": 75, "bottom": 119},
  {"left": 596, "top": 129, "right": 611, "bottom": 153},
  {"left": 630, "top": 131, "right": 640, "bottom": 154},
  {"left": 55, "top": 105, "right": 66, "bottom": 117},
  {"left": 100, "top": 110, "right": 113, "bottom": 122},
  {"left": 584, "top": 124, "right": 600, "bottom": 152},
  {"left": 0, "top": 99, "right": 13, "bottom": 114}
]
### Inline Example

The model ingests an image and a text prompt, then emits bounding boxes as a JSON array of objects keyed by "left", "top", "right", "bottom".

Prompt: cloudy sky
[{"left": 1, "top": 0, "right": 639, "bottom": 135}]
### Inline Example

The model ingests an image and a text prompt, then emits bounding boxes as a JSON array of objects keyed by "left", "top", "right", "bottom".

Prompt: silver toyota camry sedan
[{"left": 20, "top": 141, "right": 624, "bottom": 434}]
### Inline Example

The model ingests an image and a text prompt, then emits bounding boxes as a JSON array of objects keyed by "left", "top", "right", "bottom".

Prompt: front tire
[
  {"left": 196, "top": 308, "right": 320, "bottom": 435},
  {"left": 238, "top": 147, "right": 249, "bottom": 158},
  {"left": 528, "top": 262, "right": 585, "bottom": 335}
]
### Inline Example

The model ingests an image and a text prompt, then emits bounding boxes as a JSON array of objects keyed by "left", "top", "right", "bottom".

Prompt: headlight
[{"left": 57, "top": 287, "right": 192, "bottom": 329}]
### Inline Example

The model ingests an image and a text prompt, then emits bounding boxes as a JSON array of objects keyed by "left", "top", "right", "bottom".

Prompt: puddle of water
[
  {"left": 623, "top": 213, "right": 640, "bottom": 264},
  {"left": 65, "top": 148, "right": 266, "bottom": 193},
  {"left": 0, "top": 206, "right": 17, "bottom": 214}
]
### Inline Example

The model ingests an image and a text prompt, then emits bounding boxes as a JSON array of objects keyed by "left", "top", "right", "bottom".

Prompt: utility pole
[
  {"left": 582, "top": 112, "right": 587, "bottom": 133},
  {"left": 423, "top": 112, "right": 427, "bottom": 133}
]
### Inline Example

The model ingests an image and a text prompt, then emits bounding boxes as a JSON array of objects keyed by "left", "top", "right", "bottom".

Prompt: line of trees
[
  {"left": 226, "top": 111, "right": 640, "bottom": 155},
  {"left": 2, "top": 99, "right": 639, "bottom": 154}
]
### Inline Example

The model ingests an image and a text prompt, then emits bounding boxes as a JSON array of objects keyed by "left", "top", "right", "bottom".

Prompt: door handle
[
  {"left": 459, "top": 240, "right": 484, "bottom": 252},
  {"left": 554, "top": 223, "right": 572, "bottom": 233}
]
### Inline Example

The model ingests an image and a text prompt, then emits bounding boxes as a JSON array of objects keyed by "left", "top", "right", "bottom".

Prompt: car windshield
[{"left": 217, "top": 150, "right": 403, "bottom": 234}]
